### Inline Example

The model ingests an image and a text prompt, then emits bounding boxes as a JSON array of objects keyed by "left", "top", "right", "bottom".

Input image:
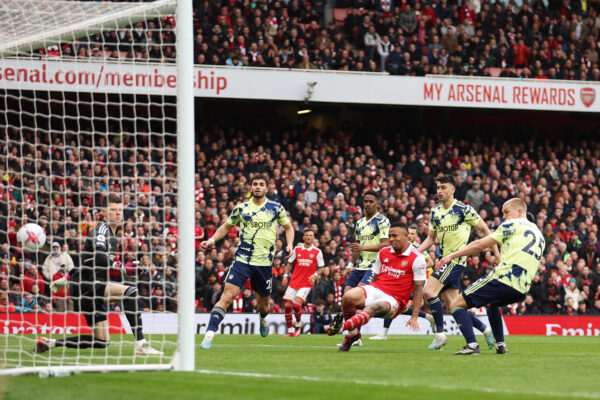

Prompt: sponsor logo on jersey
[
  {"left": 245, "top": 221, "right": 274, "bottom": 229},
  {"left": 438, "top": 225, "right": 459, "bottom": 233},
  {"left": 357, "top": 234, "right": 376, "bottom": 241},
  {"left": 381, "top": 264, "right": 407, "bottom": 278}
]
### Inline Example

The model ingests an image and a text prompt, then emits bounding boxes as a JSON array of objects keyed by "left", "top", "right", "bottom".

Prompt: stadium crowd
[
  {"left": 2, "top": 123, "right": 600, "bottom": 318},
  {"left": 51, "top": 0, "right": 600, "bottom": 81}
]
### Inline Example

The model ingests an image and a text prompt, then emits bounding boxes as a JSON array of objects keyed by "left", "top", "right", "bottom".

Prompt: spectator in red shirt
[
  {"left": 52, "top": 264, "right": 73, "bottom": 312},
  {"left": 459, "top": 0, "right": 477, "bottom": 26},
  {"left": 21, "top": 263, "right": 45, "bottom": 295},
  {"left": 512, "top": 39, "right": 530, "bottom": 67}
]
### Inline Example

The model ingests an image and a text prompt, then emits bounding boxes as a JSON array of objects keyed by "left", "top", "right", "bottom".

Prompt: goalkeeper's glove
[{"left": 50, "top": 277, "right": 69, "bottom": 293}]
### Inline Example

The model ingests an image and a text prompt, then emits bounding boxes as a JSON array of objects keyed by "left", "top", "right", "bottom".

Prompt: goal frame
[{"left": 0, "top": 0, "right": 195, "bottom": 375}]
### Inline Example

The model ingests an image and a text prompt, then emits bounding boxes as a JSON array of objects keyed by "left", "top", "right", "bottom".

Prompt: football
[{"left": 17, "top": 223, "right": 47, "bottom": 252}]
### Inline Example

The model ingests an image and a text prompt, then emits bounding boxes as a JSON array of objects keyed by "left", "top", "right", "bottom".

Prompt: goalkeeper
[{"left": 34, "top": 194, "right": 162, "bottom": 355}]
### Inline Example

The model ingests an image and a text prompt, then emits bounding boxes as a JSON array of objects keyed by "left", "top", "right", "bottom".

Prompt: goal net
[{"left": 0, "top": 0, "right": 195, "bottom": 375}]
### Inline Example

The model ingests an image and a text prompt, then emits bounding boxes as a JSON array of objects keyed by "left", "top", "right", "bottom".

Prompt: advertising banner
[{"left": 0, "top": 59, "right": 597, "bottom": 112}]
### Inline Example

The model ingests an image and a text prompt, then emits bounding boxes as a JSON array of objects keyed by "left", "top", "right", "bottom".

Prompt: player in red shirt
[
  {"left": 327, "top": 222, "right": 427, "bottom": 351},
  {"left": 281, "top": 229, "right": 324, "bottom": 337}
]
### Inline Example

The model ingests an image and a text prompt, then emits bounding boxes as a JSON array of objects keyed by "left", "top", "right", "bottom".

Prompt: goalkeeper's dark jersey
[{"left": 73, "top": 222, "right": 123, "bottom": 285}]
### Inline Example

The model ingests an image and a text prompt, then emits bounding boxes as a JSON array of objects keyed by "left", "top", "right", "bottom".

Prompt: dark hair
[
  {"left": 390, "top": 221, "right": 408, "bottom": 230},
  {"left": 363, "top": 190, "right": 380, "bottom": 201},
  {"left": 408, "top": 224, "right": 418, "bottom": 230},
  {"left": 101, "top": 194, "right": 122, "bottom": 208},
  {"left": 435, "top": 174, "right": 456, "bottom": 187},
  {"left": 250, "top": 174, "right": 269, "bottom": 185},
  {"left": 314, "top": 299, "right": 326, "bottom": 306}
]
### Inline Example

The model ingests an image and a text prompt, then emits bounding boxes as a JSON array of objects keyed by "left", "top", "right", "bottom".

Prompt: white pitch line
[{"left": 195, "top": 369, "right": 600, "bottom": 400}]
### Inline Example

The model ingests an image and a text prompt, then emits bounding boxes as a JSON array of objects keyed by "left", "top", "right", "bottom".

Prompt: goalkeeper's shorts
[{"left": 71, "top": 281, "right": 108, "bottom": 327}]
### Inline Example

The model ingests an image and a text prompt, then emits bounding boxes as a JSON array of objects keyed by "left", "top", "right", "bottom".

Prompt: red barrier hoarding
[
  {"left": 1, "top": 313, "right": 125, "bottom": 334},
  {"left": 503, "top": 316, "right": 600, "bottom": 336}
]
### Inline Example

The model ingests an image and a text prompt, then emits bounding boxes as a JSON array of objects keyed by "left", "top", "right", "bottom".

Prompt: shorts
[
  {"left": 463, "top": 275, "right": 526, "bottom": 309},
  {"left": 362, "top": 285, "right": 403, "bottom": 319},
  {"left": 225, "top": 260, "right": 273, "bottom": 297},
  {"left": 345, "top": 269, "right": 374, "bottom": 288},
  {"left": 430, "top": 262, "right": 464, "bottom": 291},
  {"left": 283, "top": 286, "right": 311, "bottom": 303},
  {"left": 71, "top": 281, "right": 107, "bottom": 327}
]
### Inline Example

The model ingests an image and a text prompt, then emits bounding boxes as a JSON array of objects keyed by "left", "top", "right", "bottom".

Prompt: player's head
[
  {"left": 102, "top": 194, "right": 123, "bottom": 225},
  {"left": 502, "top": 198, "right": 527, "bottom": 220},
  {"left": 250, "top": 174, "right": 269, "bottom": 199},
  {"left": 302, "top": 229, "right": 315, "bottom": 246},
  {"left": 389, "top": 222, "right": 409, "bottom": 251},
  {"left": 362, "top": 190, "right": 379, "bottom": 216},
  {"left": 435, "top": 174, "right": 456, "bottom": 202},
  {"left": 407, "top": 224, "right": 419, "bottom": 242}
]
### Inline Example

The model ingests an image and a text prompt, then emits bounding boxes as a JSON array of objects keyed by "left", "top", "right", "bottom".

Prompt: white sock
[
  {"left": 483, "top": 327, "right": 491, "bottom": 335},
  {"left": 496, "top": 341, "right": 505, "bottom": 347},
  {"left": 135, "top": 339, "right": 147, "bottom": 347},
  {"left": 288, "top": 327, "right": 294, "bottom": 333},
  {"left": 468, "top": 342, "right": 478, "bottom": 349},
  {"left": 382, "top": 328, "right": 389, "bottom": 336}
]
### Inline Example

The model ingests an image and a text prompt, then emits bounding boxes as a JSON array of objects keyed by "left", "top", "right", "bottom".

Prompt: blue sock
[
  {"left": 470, "top": 312, "right": 487, "bottom": 333},
  {"left": 451, "top": 307, "right": 477, "bottom": 345},
  {"left": 487, "top": 306, "right": 504, "bottom": 343},
  {"left": 383, "top": 318, "right": 393, "bottom": 329},
  {"left": 403, "top": 307, "right": 429, "bottom": 319},
  {"left": 427, "top": 297, "right": 444, "bottom": 332},
  {"left": 207, "top": 306, "right": 226, "bottom": 332}
]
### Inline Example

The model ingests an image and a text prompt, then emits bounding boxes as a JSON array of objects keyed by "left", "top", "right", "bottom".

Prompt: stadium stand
[{"left": 42, "top": 0, "right": 600, "bottom": 80}]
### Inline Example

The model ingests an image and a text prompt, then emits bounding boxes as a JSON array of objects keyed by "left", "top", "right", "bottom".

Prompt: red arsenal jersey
[
  {"left": 287, "top": 245, "right": 324, "bottom": 289},
  {"left": 371, "top": 245, "right": 427, "bottom": 305}
]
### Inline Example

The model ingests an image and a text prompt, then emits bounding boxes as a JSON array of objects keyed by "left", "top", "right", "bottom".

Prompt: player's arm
[
  {"left": 424, "top": 254, "right": 434, "bottom": 269},
  {"left": 282, "top": 223, "right": 294, "bottom": 256},
  {"left": 418, "top": 228, "right": 437, "bottom": 253},
  {"left": 308, "top": 249, "right": 325, "bottom": 285},
  {"left": 407, "top": 254, "right": 427, "bottom": 331},
  {"left": 435, "top": 235, "right": 500, "bottom": 271},
  {"left": 200, "top": 222, "right": 234, "bottom": 250},
  {"left": 351, "top": 238, "right": 390, "bottom": 252},
  {"left": 369, "top": 250, "right": 383, "bottom": 284},
  {"left": 474, "top": 217, "right": 501, "bottom": 264},
  {"left": 282, "top": 248, "right": 297, "bottom": 287}
]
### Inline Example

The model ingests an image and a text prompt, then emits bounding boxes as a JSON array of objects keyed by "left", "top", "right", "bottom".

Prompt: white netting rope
[{"left": 0, "top": 0, "right": 179, "bottom": 373}]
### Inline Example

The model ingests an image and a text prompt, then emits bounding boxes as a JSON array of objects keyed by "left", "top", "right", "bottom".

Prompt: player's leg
[
  {"left": 105, "top": 282, "right": 162, "bottom": 355},
  {"left": 202, "top": 282, "right": 241, "bottom": 349},
  {"left": 282, "top": 286, "right": 297, "bottom": 336},
  {"left": 423, "top": 274, "right": 446, "bottom": 349},
  {"left": 370, "top": 317, "right": 393, "bottom": 340},
  {"left": 448, "top": 293, "right": 480, "bottom": 355},
  {"left": 487, "top": 306, "right": 508, "bottom": 354},
  {"left": 442, "top": 287, "right": 493, "bottom": 349},
  {"left": 37, "top": 285, "right": 109, "bottom": 353},
  {"left": 401, "top": 300, "right": 436, "bottom": 332},
  {"left": 251, "top": 265, "right": 274, "bottom": 337},
  {"left": 202, "top": 261, "right": 251, "bottom": 348},
  {"left": 328, "top": 286, "right": 366, "bottom": 351},
  {"left": 291, "top": 288, "right": 311, "bottom": 336}
]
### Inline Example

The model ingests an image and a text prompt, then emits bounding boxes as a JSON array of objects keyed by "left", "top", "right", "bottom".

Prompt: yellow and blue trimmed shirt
[
  {"left": 429, "top": 200, "right": 480, "bottom": 267},
  {"left": 355, "top": 212, "right": 390, "bottom": 271},
  {"left": 227, "top": 198, "right": 290, "bottom": 267},
  {"left": 490, "top": 218, "right": 545, "bottom": 294}
]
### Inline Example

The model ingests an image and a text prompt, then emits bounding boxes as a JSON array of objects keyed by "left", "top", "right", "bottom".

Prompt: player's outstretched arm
[
  {"left": 418, "top": 229, "right": 437, "bottom": 254},
  {"left": 474, "top": 217, "right": 501, "bottom": 265},
  {"left": 351, "top": 238, "right": 390, "bottom": 253},
  {"left": 435, "top": 235, "right": 500, "bottom": 271},
  {"left": 282, "top": 262, "right": 293, "bottom": 287},
  {"left": 200, "top": 222, "right": 234, "bottom": 251},
  {"left": 282, "top": 223, "right": 294, "bottom": 256}
]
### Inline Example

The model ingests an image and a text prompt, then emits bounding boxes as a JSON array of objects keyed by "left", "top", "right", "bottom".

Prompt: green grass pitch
[{"left": 2, "top": 334, "right": 599, "bottom": 400}]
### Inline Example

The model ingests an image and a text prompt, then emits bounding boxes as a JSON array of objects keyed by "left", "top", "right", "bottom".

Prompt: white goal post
[{"left": 0, "top": 0, "right": 195, "bottom": 375}]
